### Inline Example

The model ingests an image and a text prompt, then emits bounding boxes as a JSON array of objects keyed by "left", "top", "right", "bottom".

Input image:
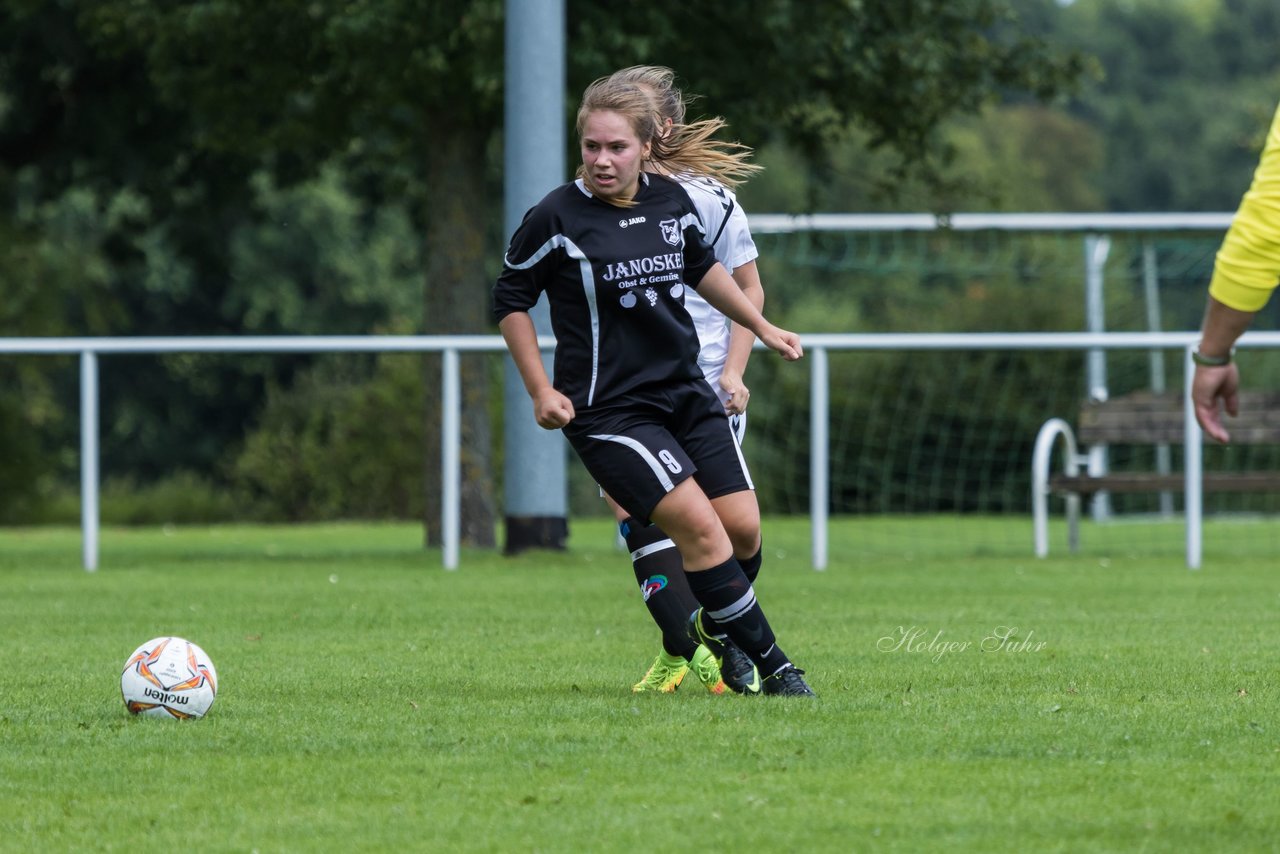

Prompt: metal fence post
[
  {"left": 810, "top": 346, "right": 829, "bottom": 570},
  {"left": 80, "top": 350, "right": 99, "bottom": 572},
  {"left": 1142, "top": 241, "right": 1175, "bottom": 516},
  {"left": 442, "top": 348, "right": 461, "bottom": 570},
  {"left": 1084, "top": 233, "right": 1113, "bottom": 521},
  {"left": 1184, "top": 346, "right": 1203, "bottom": 570}
]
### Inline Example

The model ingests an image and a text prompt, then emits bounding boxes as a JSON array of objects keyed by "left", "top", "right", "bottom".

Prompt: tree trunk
[{"left": 421, "top": 124, "right": 497, "bottom": 548}]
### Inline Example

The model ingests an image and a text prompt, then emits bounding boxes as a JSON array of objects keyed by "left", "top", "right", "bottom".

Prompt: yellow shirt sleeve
[{"left": 1209, "top": 101, "right": 1280, "bottom": 312}]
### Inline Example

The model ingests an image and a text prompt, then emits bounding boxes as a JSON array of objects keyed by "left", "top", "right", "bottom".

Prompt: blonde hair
[
  {"left": 575, "top": 69, "right": 761, "bottom": 205},
  {"left": 610, "top": 65, "right": 688, "bottom": 125},
  {"left": 608, "top": 65, "right": 761, "bottom": 189}
]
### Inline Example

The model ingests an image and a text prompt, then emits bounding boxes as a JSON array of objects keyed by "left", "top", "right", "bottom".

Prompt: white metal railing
[
  {"left": 749, "top": 211, "right": 1236, "bottom": 233},
  {"left": 5, "top": 331, "right": 1280, "bottom": 572},
  {"left": 0, "top": 335, "right": 524, "bottom": 572},
  {"left": 800, "top": 331, "right": 1280, "bottom": 570}
]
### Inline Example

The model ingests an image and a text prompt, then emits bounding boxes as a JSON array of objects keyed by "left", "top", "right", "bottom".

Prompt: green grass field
[{"left": 2, "top": 518, "right": 1278, "bottom": 852}]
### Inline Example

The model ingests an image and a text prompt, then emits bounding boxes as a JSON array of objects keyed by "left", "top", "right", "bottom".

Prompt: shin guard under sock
[
  {"left": 685, "top": 556, "right": 789, "bottom": 675},
  {"left": 621, "top": 518, "right": 699, "bottom": 659}
]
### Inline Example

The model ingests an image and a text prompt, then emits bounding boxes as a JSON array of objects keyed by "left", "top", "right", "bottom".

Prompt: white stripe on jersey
[
  {"left": 587, "top": 433, "right": 677, "bottom": 493},
  {"left": 505, "top": 234, "right": 602, "bottom": 406}
]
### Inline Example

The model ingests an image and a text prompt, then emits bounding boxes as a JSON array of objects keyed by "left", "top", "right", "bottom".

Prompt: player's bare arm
[
  {"left": 719, "top": 260, "right": 764, "bottom": 414},
  {"left": 498, "top": 312, "right": 575, "bottom": 429},
  {"left": 695, "top": 262, "right": 802, "bottom": 361}
]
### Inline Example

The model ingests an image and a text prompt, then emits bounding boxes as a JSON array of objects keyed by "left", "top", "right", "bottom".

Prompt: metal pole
[
  {"left": 80, "top": 351, "right": 99, "bottom": 572},
  {"left": 1142, "top": 241, "right": 1174, "bottom": 516},
  {"left": 502, "top": 0, "right": 568, "bottom": 552},
  {"left": 810, "top": 347, "right": 829, "bottom": 570},
  {"left": 1084, "top": 234, "right": 1112, "bottom": 520},
  {"left": 1032, "top": 419, "right": 1080, "bottom": 558},
  {"left": 442, "top": 348, "right": 461, "bottom": 570},
  {"left": 1184, "top": 347, "right": 1202, "bottom": 569}
]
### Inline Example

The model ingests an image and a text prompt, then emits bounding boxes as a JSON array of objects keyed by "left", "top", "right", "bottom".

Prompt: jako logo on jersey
[
  {"left": 601, "top": 253, "right": 684, "bottom": 282},
  {"left": 641, "top": 575, "right": 668, "bottom": 602},
  {"left": 619, "top": 216, "right": 646, "bottom": 228},
  {"left": 659, "top": 218, "right": 681, "bottom": 246}
]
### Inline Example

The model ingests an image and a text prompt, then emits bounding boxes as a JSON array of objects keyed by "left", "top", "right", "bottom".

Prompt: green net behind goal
[{"left": 715, "top": 225, "right": 1280, "bottom": 562}]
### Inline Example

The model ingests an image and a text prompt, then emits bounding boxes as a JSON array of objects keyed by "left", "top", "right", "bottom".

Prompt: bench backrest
[{"left": 1078, "top": 390, "right": 1280, "bottom": 444}]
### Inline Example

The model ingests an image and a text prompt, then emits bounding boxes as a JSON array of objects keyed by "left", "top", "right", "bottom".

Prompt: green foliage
[
  {"left": 1042, "top": 0, "right": 1280, "bottom": 210},
  {"left": 943, "top": 105, "right": 1106, "bottom": 211},
  {"left": 571, "top": 0, "right": 1090, "bottom": 193},
  {"left": 0, "top": 163, "right": 428, "bottom": 523},
  {"left": 742, "top": 102, "right": 1107, "bottom": 214},
  {"left": 100, "top": 472, "right": 248, "bottom": 525},
  {"left": 227, "top": 168, "right": 424, "bottom": 335},
  {"left": 0, "top": 212, "right": 67, "bottom": 520},
  {"left": 0, "top": 385, "right": 48, "bottom": 523},
  {"left": 232, "top": 355, "right": 425, "bottom": 522}
]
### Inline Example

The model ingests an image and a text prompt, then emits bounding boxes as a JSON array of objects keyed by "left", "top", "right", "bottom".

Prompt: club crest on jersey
[{"left": 659, "top": 218, "right": 681, "bottom": 247}]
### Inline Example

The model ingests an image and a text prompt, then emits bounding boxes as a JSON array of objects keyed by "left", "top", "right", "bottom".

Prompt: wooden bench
[{"left": 1032, "top": 390, "right": 1280, "bottom": 557}]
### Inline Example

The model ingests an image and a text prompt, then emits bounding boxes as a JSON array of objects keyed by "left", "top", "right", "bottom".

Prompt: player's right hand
[{"left": 533, "top": 387, "right": 575, "bottom": 429}]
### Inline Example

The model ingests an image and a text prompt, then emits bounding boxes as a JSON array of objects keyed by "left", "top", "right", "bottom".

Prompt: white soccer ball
[{"left": 120, "top": 637, "right": 218, "bottom": 720}]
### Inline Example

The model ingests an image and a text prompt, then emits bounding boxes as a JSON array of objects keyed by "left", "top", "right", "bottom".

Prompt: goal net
[{"left": 721, "top": 218, "right": 1280, "bottom": 561}]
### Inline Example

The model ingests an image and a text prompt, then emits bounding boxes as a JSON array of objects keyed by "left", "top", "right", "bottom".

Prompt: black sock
[
  {"left": 622, "top": 518, "right": 698, "bottom": 660},
  {"left": 685, "top": 556, "right": 789, "bottom": 674},
  {"left": 740, "top": 547, "right": 763, "bottom": 584}
]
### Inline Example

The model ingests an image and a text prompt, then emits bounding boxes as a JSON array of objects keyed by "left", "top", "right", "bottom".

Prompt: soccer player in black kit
[{"left": 493, "top": 73, "right": 814, "bottom": 696}]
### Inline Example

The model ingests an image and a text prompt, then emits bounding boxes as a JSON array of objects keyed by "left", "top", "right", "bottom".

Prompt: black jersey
[{"left": 493, "top": 173, "right": 718, "bottom": 410}]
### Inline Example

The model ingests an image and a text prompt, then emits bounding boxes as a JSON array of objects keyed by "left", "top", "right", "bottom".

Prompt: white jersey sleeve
[
  {"left": 676, "top": 175, "right": 759, "bottom": 386},
  {"left": 679, "top": 175, "right": 759, "bottom": 275}
]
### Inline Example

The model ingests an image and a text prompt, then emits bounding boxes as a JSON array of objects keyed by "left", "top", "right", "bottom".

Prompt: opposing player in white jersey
[{"left": 604, "top": 67, "right": 771, "bottom": 696}]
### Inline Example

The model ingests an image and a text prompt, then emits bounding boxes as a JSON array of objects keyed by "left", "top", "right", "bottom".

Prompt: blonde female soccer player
[
  {"left": 493, "top": 72, "right": 814, "bottom": 696},
  {"left": 599, "top": 66, "right": 768, "bottom": 696}
]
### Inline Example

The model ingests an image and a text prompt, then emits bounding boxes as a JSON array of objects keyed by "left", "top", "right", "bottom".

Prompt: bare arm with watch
[
  {"left": 1192, "top": 100, "right": 1280, "bottom": 444},
  {"left": 1191, "top": 297, "right": 1253, "bottom": 444}
]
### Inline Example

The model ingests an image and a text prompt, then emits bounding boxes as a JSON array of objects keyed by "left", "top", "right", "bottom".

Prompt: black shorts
[{"left": 564, "top": 379, "right": 753, "bottom": 522}]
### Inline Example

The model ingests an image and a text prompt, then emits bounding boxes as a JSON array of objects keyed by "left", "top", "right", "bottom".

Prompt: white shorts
[{"left": 699, "top": 361, "right": 748, "bottom": 444}]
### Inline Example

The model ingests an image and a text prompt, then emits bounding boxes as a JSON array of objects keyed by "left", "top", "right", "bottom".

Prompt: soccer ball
[{"left": 120, "top": 637, "right": 218, "bottom": 720}]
